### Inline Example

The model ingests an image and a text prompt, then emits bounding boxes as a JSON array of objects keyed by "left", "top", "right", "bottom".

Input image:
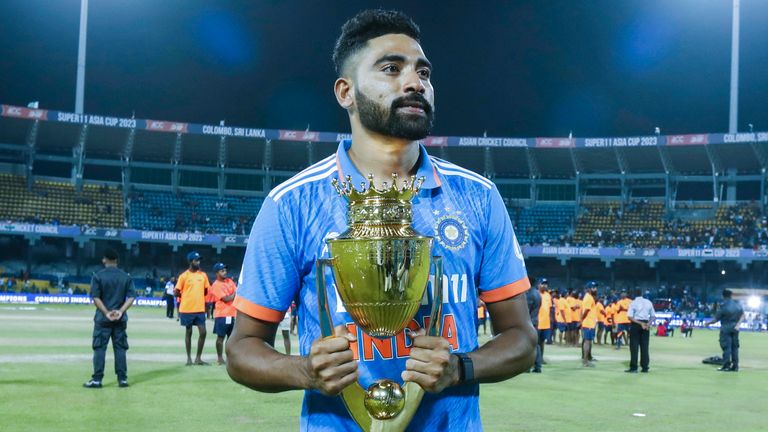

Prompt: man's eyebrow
[{"left": 373, "top": 54, "right": 432, "bottom": 70}]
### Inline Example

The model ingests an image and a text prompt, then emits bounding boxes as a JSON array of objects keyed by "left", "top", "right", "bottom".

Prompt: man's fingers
[
  {"left": 410, "top": 334, "right": 450, "bottom": 350},
  {"left": 405, "top": 357, "right": 445, "bottom": 377},
  {"left": 401, "top": 370, "right": 439, "bottom": 393},
  {"left": 321, "top": 368, "right": 360, "bottom": 395},
  {"left": 407, "top": 345, "right": 451, "bottom": 364},
  {"left": 312, "top": 335, "right": 355, "bottom": 355},
  {"left": 334, "top": 325, "right": 357, "bottom": 341}
]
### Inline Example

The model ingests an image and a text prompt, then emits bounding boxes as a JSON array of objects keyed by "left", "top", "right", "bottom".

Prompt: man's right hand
[{"left": 307, "top": 325, "right": 358, "bottom": 396}]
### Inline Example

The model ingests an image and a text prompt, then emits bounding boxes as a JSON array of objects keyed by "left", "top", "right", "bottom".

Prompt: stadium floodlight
[
  {"left": 747, "top": 295, "right": 761, "bottom": 309},
  {"left": 75, "top": 0, "right": 89, "bottom": 114},
  {"left": 728, "top": 0, "right": 740, "bottom": 133},
  {"left": 721, "top": 269, "right": 726, "bottom": 275}
]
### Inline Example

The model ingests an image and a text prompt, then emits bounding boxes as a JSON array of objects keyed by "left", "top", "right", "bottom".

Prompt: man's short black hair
[
  {"left": 103, "top": 248, "right": 119, "bottom": 261},
  {"left": 722, "top": 289, "right": 733, "bottom": 299},
  {"left": 333, "top": 9, "right": 421, "bottom": 75}
]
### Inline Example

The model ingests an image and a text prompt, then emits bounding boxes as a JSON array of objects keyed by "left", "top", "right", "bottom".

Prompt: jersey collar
[{"left": 334, "top": 139, "right": 441, "bottom": 190}]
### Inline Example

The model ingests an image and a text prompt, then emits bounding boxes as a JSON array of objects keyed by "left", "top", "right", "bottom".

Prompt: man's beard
[
  {"left": 355, "top": 89, "right": 434, "bottom": 140},
  {"left": 190, "top": 263, "right": 200, "bottom": 271}
]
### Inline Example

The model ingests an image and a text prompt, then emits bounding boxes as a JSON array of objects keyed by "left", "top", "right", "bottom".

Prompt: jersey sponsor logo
[{"left": 434, "top": 215, "right": 469, "bottom": 251}]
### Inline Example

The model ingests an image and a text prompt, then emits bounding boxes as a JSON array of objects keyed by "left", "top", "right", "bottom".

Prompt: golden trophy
[{"left": 315, "top": 173, "right": 444, "bottom": 432}]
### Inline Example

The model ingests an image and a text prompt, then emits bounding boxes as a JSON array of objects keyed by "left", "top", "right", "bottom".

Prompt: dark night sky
[{"left": 0, "top": 0, "right": 766, "bottom": 138}]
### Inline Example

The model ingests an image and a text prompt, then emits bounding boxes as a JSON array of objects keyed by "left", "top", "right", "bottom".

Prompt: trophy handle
[
  {"left": 316, "top": 258, "right": 336, "bottom": 339},
  {"left": 313, "top": 255, "right": 445, "bottom": 432},
  {"left": 315, "top": 258, "right": 372, "bottom": 431}
]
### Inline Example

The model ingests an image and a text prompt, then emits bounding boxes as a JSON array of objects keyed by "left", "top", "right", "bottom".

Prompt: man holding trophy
[{"left": 226, "top": 9, "right": 537, "bottom": 431}]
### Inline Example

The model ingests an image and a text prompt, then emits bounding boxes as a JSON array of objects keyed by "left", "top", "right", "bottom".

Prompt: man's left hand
[{"left": 402, "top": 329, "right": 457, "bottom": 393}]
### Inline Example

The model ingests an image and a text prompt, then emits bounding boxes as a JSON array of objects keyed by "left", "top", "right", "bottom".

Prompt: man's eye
[
  {"left": 418, "top": 69, "right": 431, "bottom": 79},
  {"left": 382, "top": 65, "right": 400, "bottom": 73}
]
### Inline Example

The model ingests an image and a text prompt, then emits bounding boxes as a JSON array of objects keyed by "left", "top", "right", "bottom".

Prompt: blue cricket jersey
[{"left": 235, "top": 140, "right": 530, "bottom": 431}]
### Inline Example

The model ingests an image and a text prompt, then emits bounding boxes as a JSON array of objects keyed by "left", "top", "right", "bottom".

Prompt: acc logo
[{"left": 434, "top": 215, "right": 468, "bottom": 251}]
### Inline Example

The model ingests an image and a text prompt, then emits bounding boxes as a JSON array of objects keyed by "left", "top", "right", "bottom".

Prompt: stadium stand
[
  {"left": 127, "top": 189, "right": 261, "bottom": 234},
  {"left": 510, "top": 204, "right": 575, "bottom": 245},
  {"left": 0, "top": 173, "right": 123, "bottom": 227},
  {"left": 573, "top": 200, "right": 768, "bottom": 248}
]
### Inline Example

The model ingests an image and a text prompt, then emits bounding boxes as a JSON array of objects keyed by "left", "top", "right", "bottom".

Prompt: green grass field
[{"left": 1, "top": 304, "right": 766, "bottom": 431}]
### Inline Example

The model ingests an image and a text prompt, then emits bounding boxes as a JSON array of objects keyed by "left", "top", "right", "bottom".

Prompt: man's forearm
[
  {"left": 93, "top": 298, "right": 110, "bottom": 316},
  {"left": 227, "top": 335, "right": 311, "bottom": 393},
  {"left": 119, "top": 297, "right": 135, "bottom": 313},
  {"left": 468, "top": 324, "right": 536, "bottom": 384}
]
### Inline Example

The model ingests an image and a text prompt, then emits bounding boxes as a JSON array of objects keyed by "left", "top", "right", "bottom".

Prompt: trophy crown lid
[{"left": 332, "top": 173, "right": 425, "bottom": 202}]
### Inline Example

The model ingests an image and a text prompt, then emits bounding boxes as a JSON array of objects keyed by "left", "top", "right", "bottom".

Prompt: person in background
[
  {"left": 83, "top": 248, "right": 135, "bottom": 389},
  {"left": 175, "top": 251, "right": 211, "bottom": 366},
  {"left": 706, "top": 289, "right": 744, "bottom": 372},
  {"left": 477, "top": 300, "right": 489, "bottom": 336},
  {"left": 596, "top": 297, "right": 607, "bottom": 345},
  {"left": 580, "top": 282, "right": 599, "bottom": 367},
  {"left": 614, "top": 292, "right": 631, "bottom": 349},
  {"left": 278, "top": 304, "right": 294, "bottom": 356},
  {"left": 533, "top": 278, "right": 552, "bottom": 373},
  {"left": 209, "top": 262, "right": 237, "bottom": 365},
  {"left": 626, "top": 289, "right": 656, "bottom": 373},
  {"left": 554, "top": 291, "right": 568, "bottom": 345},
  {"left": 681, "top": 319, "right": 693, "bottom": 338},
  {"left": 164, "top": 277, "right": 176, "bottom": 319},
  {"left": 526, "top": 278, "right": 542, "bottom": 373}
]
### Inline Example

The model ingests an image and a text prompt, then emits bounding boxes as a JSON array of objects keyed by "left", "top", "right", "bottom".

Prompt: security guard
[
  {"left": 83, "top": 248, "right": 136, "bottom": 388},
  {"left": 706, "top": 289, "right": 744, "bottom": 372}
]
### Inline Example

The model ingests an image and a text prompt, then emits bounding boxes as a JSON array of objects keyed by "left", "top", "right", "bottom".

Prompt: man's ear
[{"left": 334, "top": 77, "right": 353, "bottom": 110}]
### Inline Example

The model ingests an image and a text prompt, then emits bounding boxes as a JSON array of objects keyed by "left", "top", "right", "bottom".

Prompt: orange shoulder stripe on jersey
[
  {"left": 432, "top": 164, "right": 442, "bottom": 187},
  {"left": 480, "top": 276, "right": 531, "bottom": 303},
  {"left": 233, "top": 295, "right": 285, "bottom": 323}
]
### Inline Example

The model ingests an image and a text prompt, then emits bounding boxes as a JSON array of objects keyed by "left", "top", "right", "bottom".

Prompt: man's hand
[
  {"left": 641, "top": 323, "right": 649, "bottom": 331},
  {"left": 106, "top": 310, "right": 121, "bottom": 321},
  {"left": 402, "top": 329, "right": 457, "bottom": 393},
  {"left": 307, "top": 325, "right": 358, "bottom": 396}
]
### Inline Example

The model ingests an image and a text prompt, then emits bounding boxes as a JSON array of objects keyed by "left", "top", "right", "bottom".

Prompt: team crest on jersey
[{"left": 434, "top": 215, "right": 469, "bottom": 251}]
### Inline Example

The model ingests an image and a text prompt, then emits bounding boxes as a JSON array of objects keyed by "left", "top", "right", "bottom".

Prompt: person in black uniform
[
  {"left": 706, "top": 289, "right": 745, "bottom": 372},
  {"left": 83, "top": 248, "right": 136, "bottom": 388}
]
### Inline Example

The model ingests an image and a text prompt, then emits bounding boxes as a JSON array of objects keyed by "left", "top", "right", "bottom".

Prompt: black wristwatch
[{"left": 455, "top": 352, "right": 474, "bottom": 384}]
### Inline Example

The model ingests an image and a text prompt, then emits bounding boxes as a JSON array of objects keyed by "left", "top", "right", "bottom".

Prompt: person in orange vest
[
  {"left": 533, "top": 278, "right": 552, "bottom": 373},
  {"left": 596, "top": 297, "right": 607, "bottom": 345},
  {"left": 566, "top": 290, "right": 580, "bottom": 346},
  {"left": 175, "top": 251, "right": 211, "bottom": 365},
  {"left": 209, "top": 262, "right": 237, "bottom": 365},
  {"left": 554, "top": 291, "right": 568, "bottom": 345},
  {"left": 580, "top": 282, "right": 599, "bottom": 367},
  {"left": 476, "top": 300, "right": 489, "bottom": 335},
  {"left": 614, "top": 292, "right": 632, "bottom": 349}
]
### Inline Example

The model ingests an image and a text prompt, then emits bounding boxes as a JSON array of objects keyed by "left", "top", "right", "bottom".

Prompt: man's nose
[{"left": 403, "top": 69, "right": 426, "bottom": 94}]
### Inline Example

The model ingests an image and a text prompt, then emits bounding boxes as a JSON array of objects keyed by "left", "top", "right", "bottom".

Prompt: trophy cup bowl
[{"left": 328, "top": 236, "right": 431, "bottom": 338}]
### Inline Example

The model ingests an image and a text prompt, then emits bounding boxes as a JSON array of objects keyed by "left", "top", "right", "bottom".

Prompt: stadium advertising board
[
  {"left": 4, "top": 103, "right": 767, "bottom": 148},
  {"left": 2, "top": 221, "right": 765, "bottom": 258},
  {"left": 0, "top": 294, "right": 165, "bottom": 307}
]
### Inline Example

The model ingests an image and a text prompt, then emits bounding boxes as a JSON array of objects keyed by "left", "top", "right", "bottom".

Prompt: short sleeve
[
  {"left": 478, "top": 186, "right": 530, "bottom": 303},
  {"left": 175, "top": 273, "right": 186, "bottom": 293},
  {"left": 203, "top": 273, "right": 211, "bottom": 289},
  {"left": 90, "top": 274, "right": 102, "bottom": 299},
  {"left": 125, "top": 277, "right": 136, "bottom": 298},
  {"left": 234, "top": 197, "right": 301, "bottom": 322}
]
